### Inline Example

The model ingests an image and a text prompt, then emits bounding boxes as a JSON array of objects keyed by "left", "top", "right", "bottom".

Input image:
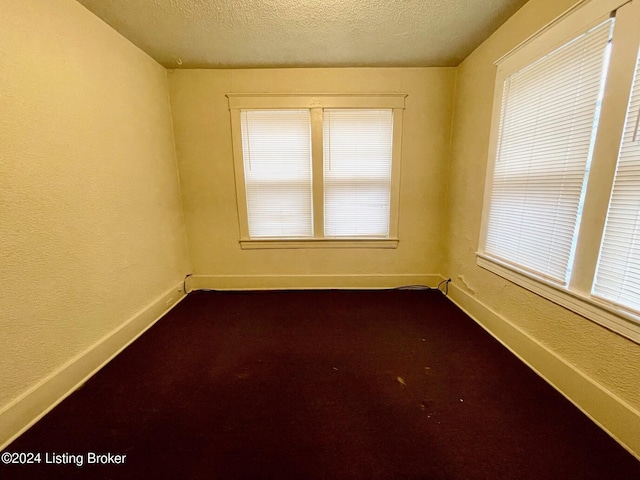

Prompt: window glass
[
  {"left": 484, "top": 20, "right": 613, "bottom": 284},
  {"left": 323, "top": 109, "right": 393, "bottom": 237},
  {"left": 241, "top": 110, "right": 313, "bottom": 238}
]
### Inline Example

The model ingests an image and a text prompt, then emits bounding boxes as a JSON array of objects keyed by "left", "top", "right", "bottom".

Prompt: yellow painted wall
[
  {"left": 3, "top": 0, "right": 638, "bottom": 457},
  {"left": 0, "top": 0, "right": 189, "bottom": 410},
  {"left": 447, "top": 0, "right": 640, "bottom": 421},
  {"left": 169, "top": 68, "right": 455, "bottom": 288}
]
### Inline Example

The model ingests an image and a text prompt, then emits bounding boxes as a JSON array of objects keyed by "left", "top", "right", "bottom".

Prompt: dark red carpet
[{"left": 2, "top": 290, "right": 639, "bottom": 479}]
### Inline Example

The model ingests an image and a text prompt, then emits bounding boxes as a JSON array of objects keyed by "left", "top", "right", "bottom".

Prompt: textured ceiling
[{"left": 76, "top": 0, "right": 529, "bottom": 68}]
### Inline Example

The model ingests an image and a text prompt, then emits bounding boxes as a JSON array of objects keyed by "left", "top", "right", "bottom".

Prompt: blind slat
[
  {"left": 485, "top": 19, "right": 613, "bottom": 284},
  {"left": 241, "top": 110, "right": 313, "bottom": 238},
  {"left": 593, "top": 51, "right": 640, "bottom": 311},
  {"left": 323, "top": 109, "right": 393, "bottom": 237}
]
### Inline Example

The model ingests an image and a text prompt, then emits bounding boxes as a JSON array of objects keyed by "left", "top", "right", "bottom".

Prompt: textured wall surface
[
  {"left": 77, "top": 0, "right": 528, "bottom": 68},
  {"left": 0, "top": 0, "right": 190, "bottom": 408},
  {"left": 4, "top": 0, "right": 638, "bottom": 456},
  {"left": 169, "top": 68, "right": 455, "bottom": 282},
  {"left": 447, "top": 0, "right": 640, "bottom": 410}
]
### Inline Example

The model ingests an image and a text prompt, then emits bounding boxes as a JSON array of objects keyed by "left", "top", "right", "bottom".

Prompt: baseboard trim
[
  {"left": 189, "top": 273, "right": 442, "bottom": 291},
  {"left": 0, "top": 282, "right": 186, "bottom": 451},
  {"left": 447, "top": 283, "right": 640, "bottom": 460}
]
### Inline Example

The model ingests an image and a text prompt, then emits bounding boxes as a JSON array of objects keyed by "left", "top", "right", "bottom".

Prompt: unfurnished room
[{"left": 1, "top": 0, "right": 640, "bottom": 478}]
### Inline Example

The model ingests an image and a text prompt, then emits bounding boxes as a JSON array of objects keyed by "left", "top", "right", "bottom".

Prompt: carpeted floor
[{"left": 2, "top": 289, "right": 639, "bottom": 479}]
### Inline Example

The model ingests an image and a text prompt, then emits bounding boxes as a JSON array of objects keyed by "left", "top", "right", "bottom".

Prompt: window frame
[
  {"left": 227, "top": 94, "right": 406, "bottom": 249},
  {"left": 478, "top": 0, "right": 640, "bottom": 344}
]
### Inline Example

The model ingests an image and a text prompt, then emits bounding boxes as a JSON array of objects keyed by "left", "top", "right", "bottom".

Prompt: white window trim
[
  {"left": 478, "top": 0, "right": 640, "bottom": 344},
  {"left": 478, "top": 255, "right": 640, "bottom": 344},
  {"left": 227, "top": 93, "right": 406, "bottom": 249},
  {"left": 240, "top": 239, "right": 399, "bottom": 250}
]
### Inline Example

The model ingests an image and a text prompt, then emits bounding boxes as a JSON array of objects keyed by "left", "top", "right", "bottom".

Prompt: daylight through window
[
  {"left": 479, "top": 0, "right": 640, "bottom": 342},
  {"left": 228, "top": 94, "right": 405, "bottom": 249}
]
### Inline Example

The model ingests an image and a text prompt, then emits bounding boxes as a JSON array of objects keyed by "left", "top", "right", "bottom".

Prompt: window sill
[
  {"left": 240, "top": 238, "right": 399, "bottom": 250},
  {"left": 476, "top": 254, "right": 640, "bottom": 344}
]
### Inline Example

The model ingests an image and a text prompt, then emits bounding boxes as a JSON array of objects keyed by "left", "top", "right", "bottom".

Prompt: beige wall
[
  {"left": 169, "top": 68, "right": 455, "bottom": 288},
  {"left": 3, "top": 0, "right": 638, "bottom": 458},
  {"left": 447, "top": 0, "right": 640, "bottom": 438},
  {"left": 0, "top": 0, "right": 189, "bottom": 412}
]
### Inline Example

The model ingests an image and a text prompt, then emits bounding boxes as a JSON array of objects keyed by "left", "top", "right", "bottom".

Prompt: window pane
[
  {"left": 593, "top": 51, "right": 640, "bottom": 311},
  {"left": 323, "top": 109, "right": 393, "bottom": 237},
  {"left": 485, "top": 19, "right": 613, "bottom": 284},
  {"left": 241, "top": 110, "right": 312, "bottom": 238}
]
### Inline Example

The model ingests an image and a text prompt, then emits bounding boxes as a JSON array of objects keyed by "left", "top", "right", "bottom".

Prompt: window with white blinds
[
  {"left": 241, "top": 110, "right": 313, "bottom": 238},
  {"left": 484, "top": 19, "right": 613, "bottom": 285},
  {"left": 479, "top": 0, "right": 640, "bottom": 342},
  {"left": 323, "top": 109, "right": 393, "bottom": 237},
  {"left": 593, "top": 53, "right": 640, "bottom": 311},
  {"left": 228, "top": 94, "right": 405, "bottom": 248}
]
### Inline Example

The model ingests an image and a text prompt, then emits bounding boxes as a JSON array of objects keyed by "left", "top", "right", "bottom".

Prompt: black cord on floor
[
  {"left": 437, "top": 278, "right": 451, "bottom": 296},
  {"left": 394, "top": 285, "right": 432, "bottom": 291},
  {"left": 394, "top": 280, "right": 451, "bottom": 296}
]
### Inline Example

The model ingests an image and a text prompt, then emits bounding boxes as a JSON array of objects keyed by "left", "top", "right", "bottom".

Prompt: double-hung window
[
  {"left": 479, "top": 0, "right": 640, "bottom": 342},
  {"left": 228, "top": 94, "right": 406, "bottom": 249}
]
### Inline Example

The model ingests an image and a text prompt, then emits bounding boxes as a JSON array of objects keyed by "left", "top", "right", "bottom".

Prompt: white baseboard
[
  {"left": 189, "top": 273, "right": 442, "bottom": 291},
  {"left": 447, "top": 283, "right": 640, "bottom": 460},
  {"left": 6, "top": 278, "right": 636, "bottom": 459},
  {"left": 0, "top": 282, "right": 186, "bottom": 451}
]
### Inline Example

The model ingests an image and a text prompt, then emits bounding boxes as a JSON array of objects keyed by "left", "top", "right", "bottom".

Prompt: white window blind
[
  {"left": 241, "top": 110, "right": 313, "bottom": 238},
  {"left": 593, "top": 52, "right": 640, "bottom": 311},
  {"left": 323, "top": 109, "right": 393, "bottom": 237},
  {"left": 485, "top": 19, "right": 613, "bottom": 284}
]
